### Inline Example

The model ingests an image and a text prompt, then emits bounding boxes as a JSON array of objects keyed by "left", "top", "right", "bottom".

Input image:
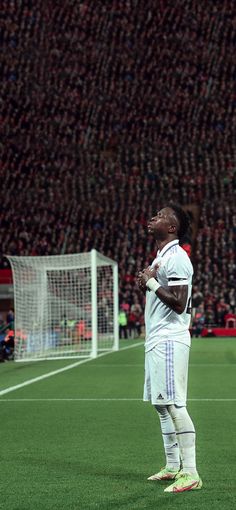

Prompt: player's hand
[
  {"left": 137, "top": 271, "right": 147, "bottom": 293},
  {"left": 137, "top": 264, "right": 159, "bottom": 291}
]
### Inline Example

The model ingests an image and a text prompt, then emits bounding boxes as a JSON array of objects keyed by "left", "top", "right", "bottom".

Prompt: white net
[{"left": 6, "top": 250, "right": 119, "bottom": 361}]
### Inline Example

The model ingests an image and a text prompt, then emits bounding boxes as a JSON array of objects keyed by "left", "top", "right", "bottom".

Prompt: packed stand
[
  {"left": 0, "top": 309, "right": 15, "bottom": 361},
  {"left": 1, "top": 0, "right": 236, "bottom": 330}
]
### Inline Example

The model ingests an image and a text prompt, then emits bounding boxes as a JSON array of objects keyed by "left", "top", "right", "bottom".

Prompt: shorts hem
[{"left": 143, "top": 398, "right": 186, "bottom": 406}]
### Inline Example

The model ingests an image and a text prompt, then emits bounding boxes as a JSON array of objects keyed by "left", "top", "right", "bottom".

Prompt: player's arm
[
  {"left": 137, "top": 263, "right": 160, "bottom": 294},
  {"left": 153, "top": 284, "right": 188, "bottom": 314},
  {"left": 137, "top": 267, "right": 188, "bottom": 314}
]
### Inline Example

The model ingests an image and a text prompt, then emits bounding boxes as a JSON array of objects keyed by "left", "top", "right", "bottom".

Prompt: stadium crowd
[{"left": 1, "top": 0, "right": 236, "bottom": 330}]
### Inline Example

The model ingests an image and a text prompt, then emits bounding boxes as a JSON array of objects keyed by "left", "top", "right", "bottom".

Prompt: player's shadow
[{"left": 17, "top": 453, "right": 147, "bottom": 482}]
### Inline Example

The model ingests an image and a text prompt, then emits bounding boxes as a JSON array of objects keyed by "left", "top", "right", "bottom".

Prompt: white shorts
[{"left": 143, "top": 340, "right": 190, "bottom": 406}]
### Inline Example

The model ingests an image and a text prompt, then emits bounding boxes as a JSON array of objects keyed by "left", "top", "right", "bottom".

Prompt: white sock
[
  {"left": 168, "top": 404, "right": 198, "bottom": 476},
  {"left": 154, "top": 405, "right": 180, "bottom": 470}
]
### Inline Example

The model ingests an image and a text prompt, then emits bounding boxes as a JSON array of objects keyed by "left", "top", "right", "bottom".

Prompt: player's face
[{"left": 147, "top": 207, "right": 176, "bottom": 239}]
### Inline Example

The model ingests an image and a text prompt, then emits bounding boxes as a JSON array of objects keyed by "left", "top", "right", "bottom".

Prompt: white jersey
[{"left": 144, "top": 240, "right": 193, "bottom": 352}]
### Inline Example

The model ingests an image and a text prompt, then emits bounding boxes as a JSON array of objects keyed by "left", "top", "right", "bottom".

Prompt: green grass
[{"left": 0, "top": 337, "right": 236, "bottom": 510}]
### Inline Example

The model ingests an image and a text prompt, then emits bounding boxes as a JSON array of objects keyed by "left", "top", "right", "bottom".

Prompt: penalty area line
[{"left": 0, "top": 341, "right": 143, "bottom": 397}]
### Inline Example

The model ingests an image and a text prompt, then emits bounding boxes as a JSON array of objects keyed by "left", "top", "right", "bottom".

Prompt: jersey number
[{"left": 186, "top": 297, "right": 192, "bottom": 315}]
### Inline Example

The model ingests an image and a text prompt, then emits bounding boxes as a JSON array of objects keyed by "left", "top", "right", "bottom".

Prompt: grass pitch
[{"left": 0, "top": 337, "right": 236, "bottom": 510}]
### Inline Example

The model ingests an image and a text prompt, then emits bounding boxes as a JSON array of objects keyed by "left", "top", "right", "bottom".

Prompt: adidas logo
[{"left": 157, "top": 393, "right": 164, "bottom": 400}]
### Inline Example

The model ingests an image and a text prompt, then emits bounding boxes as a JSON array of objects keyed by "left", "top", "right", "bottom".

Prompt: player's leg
[
  {"left": 168, "top": 404, "right": 197, "bottom": 475},
  {"left": 164, "top": 342, "right": 202, "bottom": 492},
  {"left": 154, "top": 404, "right": 180, "bottom": 470},
  {"left": 164, "top": 406, "right": 202, "bottom": 493},
  {"left": 169, "top": 341, "right": 198, "bottom": 475},
  {"left": 147, "top": 404, "right": 180, "bottom": 480},
  {"left": 144, "top": 345, "right": 180, "bottom": 480}
]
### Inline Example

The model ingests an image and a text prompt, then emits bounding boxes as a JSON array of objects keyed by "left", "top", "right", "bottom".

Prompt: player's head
[
  {"left": 167, "top": 204, "right": 190, "bottom": 240},
  {"left": 148, "top": 204, "right": 190, "bottom": 242}
]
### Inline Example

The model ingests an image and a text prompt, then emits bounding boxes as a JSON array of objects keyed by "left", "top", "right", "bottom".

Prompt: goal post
[{"left": 6, "top": 250, "right": 119, "bottom": 361}]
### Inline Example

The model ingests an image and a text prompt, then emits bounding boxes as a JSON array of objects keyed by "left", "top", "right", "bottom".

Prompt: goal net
[{"left": 6, "top": 250, "right": 119, "bottom": 361}]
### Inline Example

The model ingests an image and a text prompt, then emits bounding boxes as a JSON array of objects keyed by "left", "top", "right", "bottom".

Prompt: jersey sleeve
[{"left": 164, "top": 253, "right": 192, "bottom": 287}]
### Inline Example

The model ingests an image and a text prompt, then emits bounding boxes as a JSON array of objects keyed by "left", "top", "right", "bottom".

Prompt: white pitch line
[
  {"left": 189, "top": 364, "right": 236, "bottom": 367},
  {"left": 0, "top": 398, "right": 141, "bottom": 402},
  {"left": 188, "top": 398, "right": 236, "bottom": 401},
  {"left": 0, "top": 342, "right": 143, "bottom": 397},
  {"left": 0, "top": 398, "right": 236, "bottom": 402},
  {"left": 85, "top": 363, "right": 236, "bottom": 367},
  {"left": 189, "top": 363, "right": 236, "bottom": 367}
]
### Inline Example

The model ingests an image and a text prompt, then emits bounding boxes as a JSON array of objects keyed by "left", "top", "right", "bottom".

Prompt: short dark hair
[{"left": 168, "top": 203, "right": 190, "bottom": 240}]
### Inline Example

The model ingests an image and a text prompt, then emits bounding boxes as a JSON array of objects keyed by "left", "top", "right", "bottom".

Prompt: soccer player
[{"left": 137, "top": 204, "right": 202, "bottom": 493}]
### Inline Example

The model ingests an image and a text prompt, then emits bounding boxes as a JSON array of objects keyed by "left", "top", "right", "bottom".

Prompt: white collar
[{"left": 157, "top": 239, "right": 179, "bottom": 258}]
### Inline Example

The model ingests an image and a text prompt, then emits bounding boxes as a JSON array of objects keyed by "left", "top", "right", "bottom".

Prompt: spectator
[
  {"left": 191, "top": 305, "right": 205, "bottom": 338},
  {"left": 118, "top": 309, "right": 128, "bottom": 339}
]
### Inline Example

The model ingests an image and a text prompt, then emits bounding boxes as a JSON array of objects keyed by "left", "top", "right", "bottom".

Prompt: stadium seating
[{"left": 1, "top": 0, "right": 236, "bottom": 328}]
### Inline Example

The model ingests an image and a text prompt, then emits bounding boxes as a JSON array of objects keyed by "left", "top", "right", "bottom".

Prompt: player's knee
[
  {"left": 168, "top": 404, "right": 195, "bottom": 432},
  {"left": 168, "top": 404, "right": 185, "bottom": 421},
  {"left": 154, "top": 404, "right": 169, "bottom": 416}
]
